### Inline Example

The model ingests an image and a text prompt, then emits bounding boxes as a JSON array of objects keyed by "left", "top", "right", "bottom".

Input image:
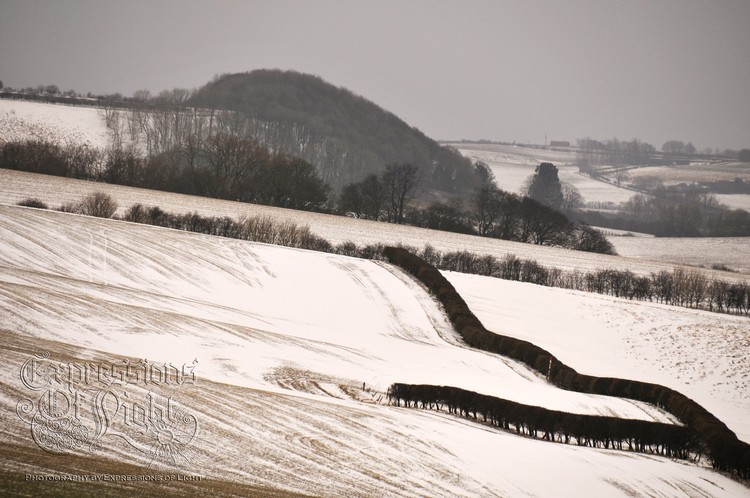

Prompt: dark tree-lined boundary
[
  {"left": 388, "top": 384, "right": 694, "bottom": 459},
  {"left": 382, "top": 247, "right": 750, "bottom": 478},
  {"left": 418, "top": 247, "right": 749, "bottom": 316}
]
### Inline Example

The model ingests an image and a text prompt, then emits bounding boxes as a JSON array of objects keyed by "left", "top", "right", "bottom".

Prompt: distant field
[
  {"left": 610, "top": 236, "right": 750, "bottom": 273},
  {"left": 450, "top": 143, "right": 750, "bottom": 211},
  {"left": 448, "top": 142, "right": 637, "bottom": 203},
  {"left": 716, "top": 193, "right": 750, "bottom": 211},
  {"left": 627, "top": 162, "right": 750, "bottom": 184},
  {"left": 0, "top": 98, "right": 108, "bottom": 148}
]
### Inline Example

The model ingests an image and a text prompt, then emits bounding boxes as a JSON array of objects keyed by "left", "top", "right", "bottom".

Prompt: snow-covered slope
[
  {"left": 1, "top": 205, "right": 747, "bottom": 496},
  {"left": 0, "top": 205, "right": 672, "bottom": 420},
  {"left": 445, "top": 271, "right": 750, "bottom": 444},
  {"left": 2, "top": 168, "right": 749, "bottom": 279},
  {"left": 0, "top": 99, "right": 109, "bottom": 148}
]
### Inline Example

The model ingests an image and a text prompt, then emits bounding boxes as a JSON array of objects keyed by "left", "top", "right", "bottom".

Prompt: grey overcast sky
[{"left": 1, "top": 0, "right": 748, "bottom": 150}]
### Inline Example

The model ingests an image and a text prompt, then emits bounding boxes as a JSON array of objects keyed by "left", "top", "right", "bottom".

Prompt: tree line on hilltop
[{"left": 576, "top": 136, "right": 749, "bottom": 166}]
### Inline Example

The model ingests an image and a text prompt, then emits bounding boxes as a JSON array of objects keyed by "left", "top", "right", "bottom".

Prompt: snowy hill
[
  {"left": 447, "top": 142, "right": 636, "bottom": 204},
  {"left": 1, "top": 204, "right": 747, "bottom": 497},
  {"left": 0, "top": 99, "right": 109, "bottom": 148}
]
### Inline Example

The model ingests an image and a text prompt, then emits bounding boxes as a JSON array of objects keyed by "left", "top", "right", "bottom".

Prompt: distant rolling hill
[{"left": 190, "top": 70, "right": 483, "bottom": 195}]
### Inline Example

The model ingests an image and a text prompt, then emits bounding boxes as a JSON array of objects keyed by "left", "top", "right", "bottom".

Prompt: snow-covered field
[
  {"left": 448, "top": 142, "right": 637, "bottom": 203},
  {"left": 445, "top": 271, "right": 750, "bottom": 444},
  {"left": 0, "top": 99, "right": 109, "bottom": 148},
  {"left": 716, "top": 193, "right": 750, "bottom": 211},
  {"left": 627, "top": 162, "right": 750, "bottom": 185},
  {"left": 610, "top": 236, "right": 750, "bottom": 274},
  {"left": 1, "top": 205, "right": 671, "bottom": 419},
  {"left": 1, "top": 204, "right": 747, "bottom": 497},
  {"left": 3, "top": 168, "right": 750, "bottom": 281}
]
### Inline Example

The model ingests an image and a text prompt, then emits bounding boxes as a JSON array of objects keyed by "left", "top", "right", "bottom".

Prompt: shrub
[
  {"left": 123, "top": 203, "right": 148, "bottom": 223},
  {"left": 80, "top": 192, "right": 118, "bottom": 218},
  {"left": 16, "top": 198, "right": 48, "bottom": 209},
  {"left": 58, "top": 201, "right": 82, "bottom": 214}
]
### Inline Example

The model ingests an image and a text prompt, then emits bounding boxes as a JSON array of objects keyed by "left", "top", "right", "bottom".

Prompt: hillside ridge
[{"left": 190, "top": 69, "right": 482, "bottom": 193}]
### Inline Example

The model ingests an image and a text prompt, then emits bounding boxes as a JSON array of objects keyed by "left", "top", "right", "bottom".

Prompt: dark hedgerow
[
  {"left": 387, "top": 383, "right": 697, "bottom": 459},
  {"left": 383, "top": 246, "right": 750, "bottom": 478}
]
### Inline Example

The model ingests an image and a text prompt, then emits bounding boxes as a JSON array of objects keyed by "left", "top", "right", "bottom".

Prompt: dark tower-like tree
[{"left": 524, "top": 162, "right": 564, "bottom": 210}]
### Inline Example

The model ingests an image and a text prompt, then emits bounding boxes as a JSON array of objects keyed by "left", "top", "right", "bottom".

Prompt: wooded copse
[
  {"left": 578, "top": 189, "right": 750, "bottom": 237},
  {"left": 188, "top": 70, "right": 484, "bottom": 194}
]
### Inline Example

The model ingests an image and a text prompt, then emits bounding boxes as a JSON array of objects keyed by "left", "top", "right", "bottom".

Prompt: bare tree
[
  {"left": 614, "top": 169, "right": 629, "bottom": 186},
  {"left": 471, "top": 184, "right": 504, "bottom": 236},
  {"left": 339, "top": 174, "right": 383, "bottom": 220},
  {"left": 382, "top": 163, "right": 421, "bottom": 223},
  {"left": 203, "top": 133, "right": 270, "bottom": 199},
  {"left": 80, "top": 192, "right": 118, "bottom": 218},
  {"left": 560, "top": 183, "right": 584, "bottom": 212}
]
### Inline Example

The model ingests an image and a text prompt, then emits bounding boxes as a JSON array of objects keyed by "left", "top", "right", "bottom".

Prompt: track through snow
[{"left": 1, "top": 205, "right": 748, "bottom": 497}]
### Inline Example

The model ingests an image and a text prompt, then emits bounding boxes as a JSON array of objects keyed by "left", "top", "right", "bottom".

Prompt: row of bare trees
[
  {"left": 337, "top": 163, "right": 421, "bottom": 223},
  {"left": 618, "top": 190, "right": 750, "bottom": 236},
  {"left": 337, "top": 163, "right": 614, "bottom": 254},
  {"left": 413, "top": 246, "right": 749, "bottom": 316},
  {"left": 0, "top": 138, "right": 330, "bottom": 212},
  {"left": 99, "top": 90, "right": 373, "bottom": 191}
]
